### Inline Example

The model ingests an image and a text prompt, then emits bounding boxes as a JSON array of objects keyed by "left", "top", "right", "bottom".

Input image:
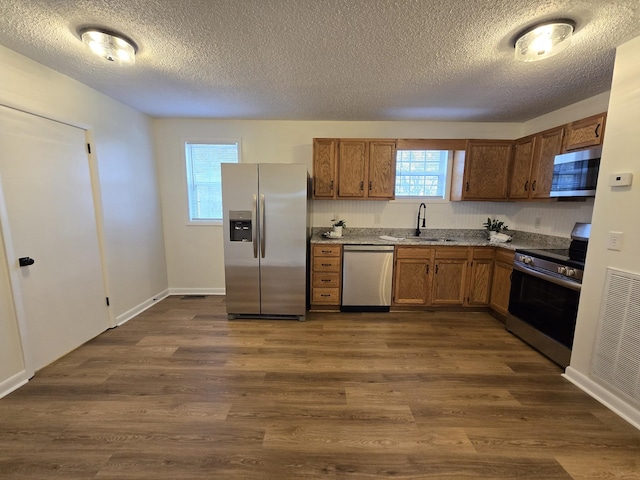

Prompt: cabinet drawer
[
  {"left": 396, "top": 246, "right": 433, "bottom": 259},
  {"left": 435, "top": 247, "right": 469, "bottom": 259},
  {"left": 472, "top": 247, "right": 495, "bottom": 260},
  {"left": 313, "top": 272, "right": 340, "bottom": 288},
  {"left": 313, "top": 256, "right": 341, "bottom": 272},
  {"left": 313, "top": 244, "right": 342, "bottom": 257},
  {"left": 495, "top": 248, "right": 515, "bottom": 264},
  {"left": 312, "top": 288, "right": 340, "bottom": 304}
]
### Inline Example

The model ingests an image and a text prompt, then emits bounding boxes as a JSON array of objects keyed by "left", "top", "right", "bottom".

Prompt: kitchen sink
[{"left": 411, "top": 237, "right": 456, "bottom": 242}]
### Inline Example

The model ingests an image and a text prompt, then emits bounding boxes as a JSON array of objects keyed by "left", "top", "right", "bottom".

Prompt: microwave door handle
[
  {"left": 252, "top": 194, "right": 258, "bottom": 258},
  {"left": 260, "top": 194, "right": 265, "bottom": 258}
]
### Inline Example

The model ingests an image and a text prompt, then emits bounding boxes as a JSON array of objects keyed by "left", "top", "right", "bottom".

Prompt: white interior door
[{"left": 0, "top": 106, "right": 109, "bottom": 372}]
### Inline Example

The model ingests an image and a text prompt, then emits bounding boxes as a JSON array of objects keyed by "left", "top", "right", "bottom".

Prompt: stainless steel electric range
[{"left": 506, "top": 223, "right": 590, "bottom": 368}]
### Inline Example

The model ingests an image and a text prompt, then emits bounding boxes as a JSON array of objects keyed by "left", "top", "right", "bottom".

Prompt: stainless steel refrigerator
[{"left": 221, "top": 163, "right": 309, "bottom": 320}]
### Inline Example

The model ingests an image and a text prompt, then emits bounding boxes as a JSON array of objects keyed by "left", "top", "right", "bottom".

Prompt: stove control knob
[
  {"left": 558, "top": 266, "right": 566, "bottom": 275},
  {"left": 523, "top": 256, "right": 533, "bottom": 265},
  {"left": 566, "top": 268, "right": 576, "bottom": 277}
]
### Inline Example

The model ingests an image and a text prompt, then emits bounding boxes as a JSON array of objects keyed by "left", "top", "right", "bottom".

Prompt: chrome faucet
[{"left": 415, "top": 203, "right": 426, "bottom": 236}]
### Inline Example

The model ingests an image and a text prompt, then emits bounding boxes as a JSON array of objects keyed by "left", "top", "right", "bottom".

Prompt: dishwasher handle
[{"left": 343, "top": 245, "right": 394, "bottom": 252}]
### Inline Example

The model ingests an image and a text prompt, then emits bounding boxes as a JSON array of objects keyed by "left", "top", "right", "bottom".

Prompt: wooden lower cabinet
[
  {"left": 432, "top": 248, "right": 468, "bottom": 305},
  {"left": 490, "top": 249, "right": 515, "bottom": 318},
  {"left": 392, "top": 245, "right": 514, "bottom": 311},
  {"left": 311, "top": 244, "right": 342, "bottom": 307},
  {"left": 393, "top": 247, "right": 433, "bottom": 305},
  {"left": 467, "top": 248, "right": 495, "bottom": 305}
]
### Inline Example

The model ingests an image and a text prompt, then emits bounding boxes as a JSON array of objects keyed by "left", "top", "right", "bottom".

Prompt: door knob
[{"left": 19, "top": 257, "right": 35, "bottom": 267}]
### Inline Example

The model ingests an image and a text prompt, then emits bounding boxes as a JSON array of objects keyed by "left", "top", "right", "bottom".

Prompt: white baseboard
[
  {"left": 563, "top": 367, "right": 640, "bottom": 431},
  {"left": 168, "top": 288, "right": 226, "bottom": 296},
  {"left": 115, "top": 288, "right": 171, "bottom": 326},
  {"left": 0, "top": 370, "right": 30, "bottom": 399}
]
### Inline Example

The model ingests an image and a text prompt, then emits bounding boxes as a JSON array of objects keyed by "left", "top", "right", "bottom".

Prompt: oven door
[{"left": 508, "top": 263, "right": 581, "bottom": 350}]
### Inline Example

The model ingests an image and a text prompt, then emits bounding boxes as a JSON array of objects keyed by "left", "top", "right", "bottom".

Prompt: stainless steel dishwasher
[{"left": 341, "top": 245, "right": 394, "bottom": 312}]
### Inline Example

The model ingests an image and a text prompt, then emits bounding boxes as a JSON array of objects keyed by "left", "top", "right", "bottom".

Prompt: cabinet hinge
[
  {"left": 106, "top": 297, "right": 110, "bottom": 306},
  {"left": 87, "top": 143, "right": 92, "bottom": 154}
]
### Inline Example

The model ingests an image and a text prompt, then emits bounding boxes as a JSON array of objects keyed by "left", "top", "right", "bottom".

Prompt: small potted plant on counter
[
  {"left": 483, "top": 217, "right": 510, "bottom": 241},
  {"left": 331, "top": 219, "right": 346, "bottom": 238}
]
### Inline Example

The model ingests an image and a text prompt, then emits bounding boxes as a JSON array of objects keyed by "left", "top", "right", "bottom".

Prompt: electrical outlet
[
  {"left": 534, "top": 217, "right": 542, "bottom": 229},
  {"left": 608, "top": 231, "right": 624, "bottom": 251}
]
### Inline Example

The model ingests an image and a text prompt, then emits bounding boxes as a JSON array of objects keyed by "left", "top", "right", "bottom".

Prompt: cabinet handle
[
  {"left": 595, "top": 123, "right": 601, "bottom": 138},
  {"left": 320, "top": 294, "right": 331, "bottom": 297},
  {"left": 321, "top": 250, "right": 331, "bottom": 253},
  {"left": 465, "top": 182, "right": 469, "bottom": 192},
  {"left": 435, "top": 264, "right": 439, "bottom": 274},
  {"left": 524, "top": 180, "right": 529, "bottom": 191},
  {"left": 368, "top": 180, "right": 372, "bottom": 191},
  {"left": 321, "top": 279, "right": 331, "bottom": 283},
  {"left": 321, "top": 263, "right": 332, "bottom": 267},
  {"left": 360, "top": 181, "right": 364, "bottom": 191},
  {"left": 426, "top": 265, "right": 429, "bottom": 275},
  {"left": 531, "top": 180, "right": 537, "bottom": 191},
  {"left": 330, "top": 180, "right": 334, "bottom": 191}
]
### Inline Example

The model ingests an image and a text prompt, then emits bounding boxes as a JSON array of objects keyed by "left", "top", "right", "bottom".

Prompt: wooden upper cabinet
[
  {"left": 563, "top": 112, "right": 606, "bottom": 152},
  {"left": 509, "top": 135, "right": 536, "bottom": 200},
  {"left": 368, "top": 141, "right": 396, "bottom": 198},
  {"left": 460, "top": 141, "right": 513, "bottom": 200},
  {"left": 312, "top": 139, "right": 337, "bottom": 199},
  {"left": 530, "top": 126, "right": 564, "bottom": 199},
  {"left": 333, "top": 139, "right": 396, "bottom": 200},
  {"left": 337, "top": 140, "right": 368, "bottom": 198}
]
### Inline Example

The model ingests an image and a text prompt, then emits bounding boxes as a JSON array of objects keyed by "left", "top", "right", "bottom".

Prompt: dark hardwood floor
[{"left": 1, "top": 295, "right": 639, "bottom": 479}]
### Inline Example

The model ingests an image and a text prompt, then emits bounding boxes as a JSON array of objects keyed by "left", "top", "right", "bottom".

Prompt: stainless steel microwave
[{"left": 550, "top": 146, "right": 602, "bottom": 197}]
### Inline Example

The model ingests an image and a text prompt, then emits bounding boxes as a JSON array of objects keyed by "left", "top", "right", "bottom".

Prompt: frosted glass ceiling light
[
  {"left": 514, "top": 20, "right": 575, "bottom": 62},
  {"left": 79, "top": 28, "right": 137, "bottom": 65}
]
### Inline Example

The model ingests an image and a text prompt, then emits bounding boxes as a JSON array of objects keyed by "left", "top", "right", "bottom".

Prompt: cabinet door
[
  {"left": 490, "top": 260, "right": 513, "bottom": 317},
  {"left": 563, "top": 113, "right": 606, "bottom": 151},
  {"left": 368, "top": 141, "right": 396, "bottom": 199},
  {"left": 463, "top": 141, "right": 512, "bottom": 200},
  {"left": 467, "top": 258, "right": 494, "bottom": 305},
  {"left": 432, "top": 259, "right": 467, "bottom": 305},
  {"left": 530, "top": 127, "right": 564, "bottom": 199},
  {"left": 393, "top": 258, "right": 430, "bottom": 305},
  {"left": 509, "top": 136, "right": 536, "bottom": 199},
  {"left": 312, "top": 139, "right": 337, "bottom": 198},
  {"left": 337, "top": 140, "right": 367, "bottom": 198}
]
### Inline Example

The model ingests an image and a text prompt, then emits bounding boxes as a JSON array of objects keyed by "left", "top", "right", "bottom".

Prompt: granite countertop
[{"left": 310, "top": 228, "right": 571, "bottom": 251}]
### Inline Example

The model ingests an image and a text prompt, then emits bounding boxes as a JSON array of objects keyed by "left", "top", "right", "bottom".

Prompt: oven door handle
[{"left": 513, "top": 262, "right": 582, "bottom": 292}]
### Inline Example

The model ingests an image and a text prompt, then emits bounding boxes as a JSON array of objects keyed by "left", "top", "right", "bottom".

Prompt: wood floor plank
[{"left": 1, "top": 295, "right": 639, "bottom": 479}]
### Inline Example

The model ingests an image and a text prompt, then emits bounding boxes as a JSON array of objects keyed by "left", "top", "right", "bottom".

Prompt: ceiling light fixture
[
  {"left": 514, "top": 20, "right": 575, "bottom": 62},
  {"left": 79, "top": 28, "right": 137, "bottom": 65}
]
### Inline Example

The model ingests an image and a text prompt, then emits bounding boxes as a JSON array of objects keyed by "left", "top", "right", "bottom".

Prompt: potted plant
[
  {"left": 483, "top": 217, "right": 509, "bottom": 239},
  {"left": 332, "top": 219, "right": 346, "bottom": 237}
]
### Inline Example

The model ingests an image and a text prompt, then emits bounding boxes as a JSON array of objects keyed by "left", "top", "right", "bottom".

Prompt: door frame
[{"left": 0, "top": 104, "right": 113, "bottom": 378}]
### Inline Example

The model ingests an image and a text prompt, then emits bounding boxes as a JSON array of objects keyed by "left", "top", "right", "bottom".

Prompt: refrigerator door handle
[
  {"left": 251, "top": 194, "right": 258, "bottom": 258},
  {"left": 259, "top": 193, "right": 266, "bottom": 258}
]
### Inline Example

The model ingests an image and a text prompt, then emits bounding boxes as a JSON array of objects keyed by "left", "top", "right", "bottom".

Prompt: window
[
  {"left": 185, "top": 141, "right": 240, "bottom": 223},
  {"left": 395, "top": 149, "right": 450, "bottom": 198}
]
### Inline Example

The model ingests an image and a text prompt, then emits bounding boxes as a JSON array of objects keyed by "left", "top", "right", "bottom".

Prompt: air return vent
[{"left": 591, "top": 268, "right": 640, "bottom": 406}]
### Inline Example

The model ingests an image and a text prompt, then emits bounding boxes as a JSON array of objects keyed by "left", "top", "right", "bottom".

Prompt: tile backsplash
[{"left": 313, "top": 198, "right": 594, "bottom": 239}]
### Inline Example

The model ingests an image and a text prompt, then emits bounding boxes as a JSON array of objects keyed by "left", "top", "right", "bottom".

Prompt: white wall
[
  {"left": 154, "top": 104, "right": 601, "bottom": 291},
  {"left": 0, "top": 45, "right": 168, "bottom": 392},
  {"left": 566, "top": 35, "right": 640, "bottom": 425}
]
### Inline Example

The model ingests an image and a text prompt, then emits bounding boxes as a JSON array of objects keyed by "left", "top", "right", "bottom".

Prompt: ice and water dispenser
[{"left": 229, "top": 211, "right": 252, "bottom": 242}]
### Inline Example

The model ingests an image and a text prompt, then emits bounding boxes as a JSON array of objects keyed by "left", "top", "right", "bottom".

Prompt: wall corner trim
[
  {"left": 563, "top": 367, "right": 640, "bottom": 431},
  {"left": 0, "top": 370, "right": 30, "bottom": 399}
]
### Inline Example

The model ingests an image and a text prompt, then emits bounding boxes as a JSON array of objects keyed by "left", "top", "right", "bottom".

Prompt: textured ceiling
[{"left": 0, "top": 0, "right": 639, "bottom": 122}]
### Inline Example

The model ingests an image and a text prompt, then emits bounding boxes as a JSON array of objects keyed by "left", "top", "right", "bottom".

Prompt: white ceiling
[{"left": 1, "top": 0, "right": 639, "bottom": 122}]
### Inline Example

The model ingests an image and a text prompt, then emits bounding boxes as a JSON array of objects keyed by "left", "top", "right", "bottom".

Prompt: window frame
[
  {"left": 182, "top": 138, "right": 242, "bottom": 226},
  {"left": 392, "top": 139, "right": 460, "bottom": 203}
]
